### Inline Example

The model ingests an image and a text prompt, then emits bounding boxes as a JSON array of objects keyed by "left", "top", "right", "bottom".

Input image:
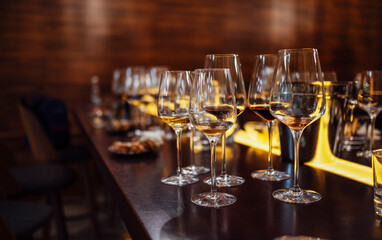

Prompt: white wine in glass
[
  {"left": 157, "top": 71, "right": 199, "bottom": 186},
  {"left": 270, "top": 48, "right": 326, "bottom": 204},
  {"left": 190, "top": 68, "right": 237, "bottom": 208}
]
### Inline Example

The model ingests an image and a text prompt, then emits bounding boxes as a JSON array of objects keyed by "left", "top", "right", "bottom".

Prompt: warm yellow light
[
  {"left": 234, "top": 121, "right": 281, "bottom": 156},
  {"left": 146, "top": 103, "right": 158, "bottom": 116},
  {"left": 235, "top": 110, "right": 372, "bottom": 186},
  {"left": 305, "top": 105, "right": 373, "bottom": 186}
]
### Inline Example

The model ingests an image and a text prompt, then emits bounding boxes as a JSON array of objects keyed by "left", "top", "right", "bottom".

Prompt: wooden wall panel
[{"left": 0, "top": 0, "right": 381, "bottom": 138}]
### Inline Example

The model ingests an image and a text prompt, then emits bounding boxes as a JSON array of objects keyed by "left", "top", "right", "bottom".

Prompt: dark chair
[
  {"left": 0, "top": 142, "right": 76, "bottom": 240},
  {"left": 0, "top": 200, "right": 53, "bottom": 240},
  {"left": 18, "top": 96, "right": 100, "bottom": 240}
]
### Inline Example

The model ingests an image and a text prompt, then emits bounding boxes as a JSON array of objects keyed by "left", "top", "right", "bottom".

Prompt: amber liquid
[
  {"left": 249, "top": 105, "right": 274, "bottom": 121},
  {"left": 160, "top": 116, "right": 190, "bottom": 129},
  {"left": 195, "top": 122, "right": 234, "bottom": 137},
  {"left": 282, "top": 116, "right": 313, "bottom": 131}
]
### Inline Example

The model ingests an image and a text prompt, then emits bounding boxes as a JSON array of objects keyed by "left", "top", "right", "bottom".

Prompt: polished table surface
[{"left": 74, "top": 106, "right": 382, "bottom": 240}]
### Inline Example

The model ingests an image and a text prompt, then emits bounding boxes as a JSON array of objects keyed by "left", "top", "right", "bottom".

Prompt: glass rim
[
  {"left": 256, "top": 53, "right": 276, "bottom": 57},
  {"left": 194, "top": 68, "right": 231, "bottom": 72},
  {"left": 277, "top": 48, "right": 318, "bottom": 54},
  {"left": 205, "top": 53, "right": 239, "bottom": 57},
  {"left": 163, "top": 70, "right": 191, "bottom": 74}
]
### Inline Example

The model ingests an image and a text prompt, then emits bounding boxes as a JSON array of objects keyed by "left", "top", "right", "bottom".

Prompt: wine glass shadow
[
  {"left": 159, "top": 187, "right": 208, "bottom": 240},
  {"left": 160, "top": 209, "right": 227, "bottom": 240}
]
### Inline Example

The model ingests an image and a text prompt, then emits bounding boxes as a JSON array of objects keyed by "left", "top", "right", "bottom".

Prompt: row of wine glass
[
  {"left": 112, "top": 49, "right": 382, "bottom": 207},
  {"left": 156, "top": 49, "right": 327, "bottom": 208}
]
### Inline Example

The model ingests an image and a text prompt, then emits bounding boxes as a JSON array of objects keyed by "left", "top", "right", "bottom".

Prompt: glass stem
[
  {"left": 369, "top": 116, "right": 376, "bottom": 155},
  {"left": 221, "top": 133, "right": 227, "bottom": 177},
  {"left": 290, "top": 129, "right": 303, "bottom": 190},
  {"left": 175, "top": 130, "right": 183, "bottom": 176},
  {"left": 190, "top": 125, "right": 196, "bottom": 169},
  {"left": 267, "top": 121, "right": 275, "bottom": 174},
  {"left": 210, "top": 139, "right": 217, "bottom": 195}
]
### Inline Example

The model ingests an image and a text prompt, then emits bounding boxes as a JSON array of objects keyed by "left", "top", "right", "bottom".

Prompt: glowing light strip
[
  {"left": 234, "top": 129, "right": 281, "bottom": 156},
  {"left": 305, "top": 159, "right": 372, "bottom": 186},
  {"left": 235, "top": 126, "right": 372, "bottom": 186},
  {"left": 305, "top": 107, "right": 373, "bottom": 186}
]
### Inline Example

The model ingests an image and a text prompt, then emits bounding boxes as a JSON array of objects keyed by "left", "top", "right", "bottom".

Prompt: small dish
[
  {"left": 108, "top": 145, "right": 150, "bottom": 156},
  {"left": 108, "top": 139, "right": 159, "bottom": 156}
]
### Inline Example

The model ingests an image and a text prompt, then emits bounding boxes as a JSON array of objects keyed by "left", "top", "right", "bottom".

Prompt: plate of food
[{"left": 108, "top": 138, "right": 160, "bottom": 156}]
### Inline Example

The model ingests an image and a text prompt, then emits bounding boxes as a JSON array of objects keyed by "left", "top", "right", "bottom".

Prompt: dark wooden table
[{"left": 74, "top": 106, "right": 382, "bottom": 240}]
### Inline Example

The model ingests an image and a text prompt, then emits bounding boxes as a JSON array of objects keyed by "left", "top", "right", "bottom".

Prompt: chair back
[{"left": 18, "top": 103, "right": 59, "bottom": 163}]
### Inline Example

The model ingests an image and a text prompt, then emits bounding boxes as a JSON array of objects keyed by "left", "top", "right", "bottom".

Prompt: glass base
[
  {"left": 191, "top": 192, "right": 236, "bottom": 208},
  {"left": 251, "top": 169, "right": 290, "bottom": 181},
  {"left": 272, "top": 188, "right": 321, "bottom": 204},
  {"left": 204, "top": 174, "right": 245, "bottom": 187},
  {"left": 161, "top": 174, "right": 199, "bottom": 186},
  {"left": 182, "top": 165, "right": 210, "bottom": 175}
]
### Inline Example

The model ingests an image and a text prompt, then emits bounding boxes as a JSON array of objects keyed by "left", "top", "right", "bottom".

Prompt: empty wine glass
[
  {"left": 248, "top": 54, "right": 290, "bottom": 181},
  {"left": 357, "top": 70, "right": 382, "bottom": 160},
  {"left": 125, "top": 66, "right": 148, "bottom": 132},
  {"left": 182, "top": 71, "right": 210, "bottom": 176},
  {"left": 203, "top": 54, "right": 246, "bottom": 187},
  {"left": 190, "top": 68, "right": 237, "bottom": 208},
  {"left": 111, "top": 68, "right": 130, "bottom": 120},
  {"left": 138, "top": 66, "right": 169, "bottom": 128},
  {"left": 157, "top": 70, "right": 199, "bottom": 186},
  {"left": 270, "top": 48, "right": 326, "bottom": 204},
  {"left": 147, "top": 66, "right": 169, "bottom": 98}
]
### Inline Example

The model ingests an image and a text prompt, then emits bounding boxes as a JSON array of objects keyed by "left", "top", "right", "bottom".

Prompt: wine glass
[
  {"left": 270, "top": 48, "right": 326, "bottom": 204},
  {"left": 157, "top": 70, "right": 199, "bottom": 186},
  {"left": 181, "top": 71, "right": 210, "bottom": 176},
  {"left": 125, "top": 66, "right": 148, "bottom": 132},
  {"left": 248, "top": 54, "right": 291, "bottom": 181},
  {"left": 138, "top": 66, "right": 169, "bottom": 128},
  {"left": 111, "top": 68, "right": 130, "bottom": 121},
  {"left": 203, "top": 54, "right": 246, "bottom": 187},
  {"left": 190, "top": 68, "right": 237, "bottom": 207},
  {"left": 357, "top": 70, "right": 382, "bottom": 160},
  {"left": 147, "top": 66, "right": 169, "bottom": 98}
]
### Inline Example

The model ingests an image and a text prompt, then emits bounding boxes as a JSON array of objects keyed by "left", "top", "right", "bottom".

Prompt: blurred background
[
  {"left": 1, "top": 0, "right": 382, "bottom": 140},
  {"left": 0, "top": 0, "right": 381, "bottom": 239}
]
